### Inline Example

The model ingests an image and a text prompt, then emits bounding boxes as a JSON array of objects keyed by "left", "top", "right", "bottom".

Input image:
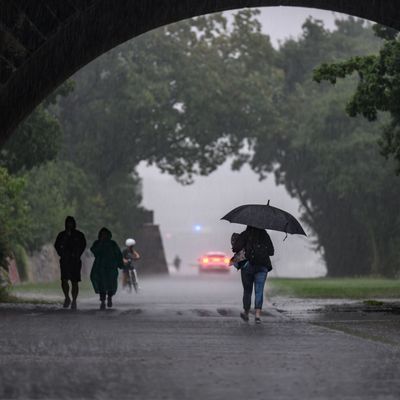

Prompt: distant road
[{"left": 1, "top": 274, "right": 399, "bottom": 399}]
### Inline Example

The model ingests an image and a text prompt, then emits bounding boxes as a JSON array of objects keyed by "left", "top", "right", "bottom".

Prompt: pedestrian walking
[
  {"left": 122, "top": 238, "right": 141, "bottom": 292},
  {"left": 90, "top": 227, "right": 124, "bottom": 310},
  {"left": 54, "top": 216, "right": 87, "bottom": 310},
  {"left": 222, "top": 201, "right": 306, "bottom": 323},
  {"left": 231, "top": 226, "right": 274, "bottom": 324},
  {"left": 173, "top": 255, "right": 181, "bottom": 271}
]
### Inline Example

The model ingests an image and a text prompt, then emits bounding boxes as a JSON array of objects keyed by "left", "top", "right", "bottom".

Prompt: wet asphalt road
[{"left": 1, "top": 273, "right": 400, "bottom": 400}]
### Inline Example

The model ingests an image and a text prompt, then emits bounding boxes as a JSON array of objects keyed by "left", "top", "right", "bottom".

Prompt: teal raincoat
[{"left": 90, "top": 238, "right": 123, "bottom": 296}]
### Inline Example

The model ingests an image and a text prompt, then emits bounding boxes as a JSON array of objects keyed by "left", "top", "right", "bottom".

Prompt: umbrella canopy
[{"left": 221, "top": 201, "right": 307, "bottom": 236}]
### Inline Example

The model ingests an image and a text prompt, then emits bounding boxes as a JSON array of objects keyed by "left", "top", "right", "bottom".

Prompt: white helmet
[{"left": 125, "top": 238, "right": 136, "bottom": 247}]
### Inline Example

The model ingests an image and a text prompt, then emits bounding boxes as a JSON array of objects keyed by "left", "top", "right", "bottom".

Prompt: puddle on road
[
  {"left": 272, "top": 296, "right": 400, "bottom": 321},
  {"left": 216, "top": 308, "right": 236, "bottom": 317},
  {"left": 271, "top": 296, "right": 400, "bottom": 346},
  {"left": 192, "top": 309, "right": 215, "bottom": 317}
]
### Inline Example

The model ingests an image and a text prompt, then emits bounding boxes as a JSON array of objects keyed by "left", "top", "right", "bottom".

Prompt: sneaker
[
  {"left": 71, "top": 300, "right": 77, "bottom": 310},
  {"left": 255, "top": 317, "right": 262, "bottom": 324},
  {"left": 100, "top": 301, "right": 106, "bottom": 310},
  {"left": 63, "top": 297, "right": 71, "bottom": 308},
  {"left": 107, "top": 297, "right": 112, "bottom": 308},
  {"left": 240, "top": 312, "right": 249, "bottom": 322}
]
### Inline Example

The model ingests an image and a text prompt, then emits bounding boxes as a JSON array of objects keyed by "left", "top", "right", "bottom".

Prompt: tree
[
  {"left": 0, "top": 82, "right": 73, "bottom": 174},
  {"left": 0, "top": 105, "right": 61, "bottom": 174},
  {"left": 56, "top": 10, "right": 281, "bottom": 240},
  {"left": 314, "top": 24, "right": 400, "bottom": 173},
  {"left": 0, "top": 167, "right": 28, "bottom": 271},
  {"left": 57, "top": 15, "right": 400, "bottom": 276},
  {"left": 58, "top": 10, "right": 280, "bottom": 182},
  {"left": 3, "top": 13, "right": 399, "bottom": 278},
  {"left": 22, "top": 161, "right": 113, "bottom": 250},
  {"left": 245, "top": 18, "right": 400, "bottom": 276}
]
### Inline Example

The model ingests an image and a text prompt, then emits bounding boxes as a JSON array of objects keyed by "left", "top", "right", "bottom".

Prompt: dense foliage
[
  {"left": 1, "top": 11, "right": 399, "bottom": 280},
  {"left": 0, "top": 168, "right": 28, "bottom": 295},
  {"left": 242, "top": 18, "right": 400, "bottom": 276},
  {"left": 314, "top": 24, "right": 400, "bottom": 173},
  {"left": 56, "top": 9, "right": 281, "bottom": 243}
]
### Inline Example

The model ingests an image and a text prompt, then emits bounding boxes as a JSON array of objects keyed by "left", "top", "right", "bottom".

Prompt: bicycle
[{"left": 122, "top": 267, "right": 139, "bottom": 293}]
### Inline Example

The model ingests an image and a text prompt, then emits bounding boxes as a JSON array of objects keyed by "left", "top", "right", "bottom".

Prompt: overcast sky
[
  {"left": 257, "top": 6, "right": 346, "bottom": 47},
  {"left": 137, "top": 7, "right": 353, "bottom": 277}
]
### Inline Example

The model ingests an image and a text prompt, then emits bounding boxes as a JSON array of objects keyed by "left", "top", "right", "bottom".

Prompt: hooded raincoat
[{"left": 90, "top": 228, "right": 123, "bottom": 296}]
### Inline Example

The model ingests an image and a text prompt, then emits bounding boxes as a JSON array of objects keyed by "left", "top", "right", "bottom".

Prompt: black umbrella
[{"left": 221, "top": 201, "right": 307, "bottom": 237}]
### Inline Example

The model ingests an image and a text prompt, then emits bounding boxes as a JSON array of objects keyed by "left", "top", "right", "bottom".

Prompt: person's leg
[
  {"left": 132, "top": 269, "right": 139, "bottom": 292},
  {"left": 254, "top": 270, "right": 268, "bottom": 322},
  {"left": 71, "top": 281, "right": 79, "bottom": 309},
  {"left": 99, "top": 292, "right": 106, "bottom": 310},
  {"left": 241, "top": 269, "right": 254, "bottom": 320},
  {"left": 107, "top": 291, "right": 113, "bottom": 308},
  {"left": 123, "top": 270, "right": 131, "bottom": 292},
  {"left": 61, "top": 279, "right": 71, "bottom": 308},
  {"left": 122, "top": 270, "right": 126, "bottom": 288}
]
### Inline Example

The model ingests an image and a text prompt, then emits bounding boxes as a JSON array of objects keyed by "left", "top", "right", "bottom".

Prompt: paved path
[{"left": 1, "top": 274, "right": 400, "bottom": 399}]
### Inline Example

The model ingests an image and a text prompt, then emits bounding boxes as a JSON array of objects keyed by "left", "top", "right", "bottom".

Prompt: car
[{"left": 198, "top": 251, "right": 230, "bottom": 273}]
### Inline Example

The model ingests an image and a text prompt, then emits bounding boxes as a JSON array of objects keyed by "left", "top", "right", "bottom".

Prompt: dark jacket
[
  {"left": 232, "top": 227, "right": 274, "bottom": 268},
  {"left": 54, "top": 229, "right": 86, "bottom": 267}
]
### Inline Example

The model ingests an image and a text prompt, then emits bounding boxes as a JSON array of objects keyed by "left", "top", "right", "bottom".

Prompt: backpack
[{"left": 245, "top": 243, "right": 271, "bottom": 266}]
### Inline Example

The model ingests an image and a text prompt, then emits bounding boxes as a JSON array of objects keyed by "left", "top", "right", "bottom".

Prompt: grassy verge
[
  {"left": 268, "top": 278, "right": 400, "bottom": 299},
  {"left": 7, "top": 280, "right": 93, "bottom": 303},
  {"left": 0, "top": 294, "right": 57, "bottom": 305}
]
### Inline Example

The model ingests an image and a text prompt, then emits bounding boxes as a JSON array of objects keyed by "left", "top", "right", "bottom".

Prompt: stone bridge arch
[{"left": 0, "top": 0, "right": 398, "bottom": 146}]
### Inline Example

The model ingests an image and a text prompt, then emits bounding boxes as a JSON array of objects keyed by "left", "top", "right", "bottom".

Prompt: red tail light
[{"left": 201, "top": 255, "right": 229, "bottom": 267}]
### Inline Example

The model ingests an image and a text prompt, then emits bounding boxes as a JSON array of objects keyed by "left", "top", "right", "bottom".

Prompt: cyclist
[{"left": 122, "top": 238, "right": 141, "bottom": 292}]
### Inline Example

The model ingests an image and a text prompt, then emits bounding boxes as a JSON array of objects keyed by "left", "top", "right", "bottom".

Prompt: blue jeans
[{"left": 241, "top": 263, "right": 268, "bottom": 311}]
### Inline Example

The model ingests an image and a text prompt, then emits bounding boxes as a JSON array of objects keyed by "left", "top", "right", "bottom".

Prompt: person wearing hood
[
  {"left": 54, "top": 216, "right": 87, "bottom": 310},
  {"left": 90, "top": 227, "right": 124, "bottom": 310}
]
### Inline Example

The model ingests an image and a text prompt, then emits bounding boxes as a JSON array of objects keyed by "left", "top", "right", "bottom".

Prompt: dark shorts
[{"left": 60, "top": 260, "right": 82, "bottom": 282}]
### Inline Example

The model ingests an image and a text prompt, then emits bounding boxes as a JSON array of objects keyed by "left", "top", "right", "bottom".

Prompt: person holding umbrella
[
  {"left": 232, "top": 226, "right": 274, "bottom": 324},
  {"left": 222, "top": 201, "right": 306, "bottom": 324}
]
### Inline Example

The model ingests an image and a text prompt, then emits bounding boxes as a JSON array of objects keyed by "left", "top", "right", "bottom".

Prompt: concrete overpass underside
[{"left": 0, "top": 0, "right": 399, "bottom": 146}]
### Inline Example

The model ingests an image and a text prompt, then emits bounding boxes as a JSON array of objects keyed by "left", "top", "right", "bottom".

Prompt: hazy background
[{"left": 138, "top": 6, "right": 350, "bottom": 277}]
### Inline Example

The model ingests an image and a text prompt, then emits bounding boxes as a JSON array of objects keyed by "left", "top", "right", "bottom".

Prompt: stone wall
[
  {"left": 26, "top": 245, "right": 94, "bottom": 283},
  {"left": 130, "top": 224, "right": 169, "bottom": 276}
]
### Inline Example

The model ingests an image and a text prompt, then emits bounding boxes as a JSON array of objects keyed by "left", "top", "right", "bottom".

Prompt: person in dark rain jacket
[{"left": 54, "top": 216, "right": 87, "bottom": 310}]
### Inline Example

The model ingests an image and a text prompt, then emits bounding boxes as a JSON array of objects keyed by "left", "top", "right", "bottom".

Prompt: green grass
[
  {"left": 0, "top": 280, "right": 93, "bottom": 304},
  {"left": 7, "top": 277, "right": 400, "bottom": 302},
  {"left": 10, "top": 280, "right": 93, "bottom": 299},
  {"left": 268, "top": 278, "right": 400, "bottom": 299},
  {"left": 0, "top": 294, "right": 57, "bottom": 305}
]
